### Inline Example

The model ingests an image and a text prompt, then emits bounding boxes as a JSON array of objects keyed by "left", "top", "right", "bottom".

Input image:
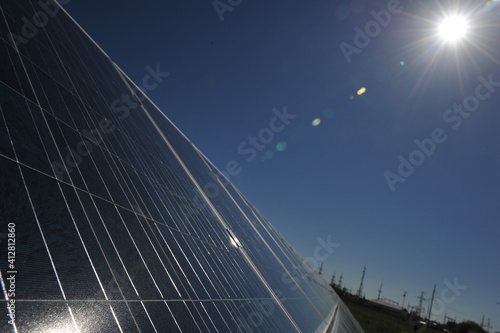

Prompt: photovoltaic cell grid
[{"left": 0, "top": 1, "right": 364, "bottom": 332}]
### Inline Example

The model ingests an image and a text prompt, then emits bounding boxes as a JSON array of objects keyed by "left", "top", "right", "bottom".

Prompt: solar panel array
[{"left": 0, "top": 1, "right": 364, "bottom": 332}]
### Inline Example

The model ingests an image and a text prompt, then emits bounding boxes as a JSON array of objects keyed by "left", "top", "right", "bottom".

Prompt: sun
[{"left": 438, "top": 16, "right": 469, "bottom": 42}]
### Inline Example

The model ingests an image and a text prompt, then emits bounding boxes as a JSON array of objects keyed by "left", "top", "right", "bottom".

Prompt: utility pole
[
  {"left": 402, "top": 291, "right": 407, "bottom": 308},
  {"left": 377, "top": 282, "right": 383, "bottom": 300},
  {"left": 318, "top": 263, "right": 323, "bottom": 275},
  {"left": 357, "top": 266, "right": 366, "bottom": 298},
  {"left": 427, "top": 284, "right": 436, "bottom": 321}
]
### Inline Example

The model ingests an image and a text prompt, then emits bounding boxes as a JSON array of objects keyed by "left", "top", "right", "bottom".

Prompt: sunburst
[{"left": 438, "top": 16, "right": 469, "bottom": 42}]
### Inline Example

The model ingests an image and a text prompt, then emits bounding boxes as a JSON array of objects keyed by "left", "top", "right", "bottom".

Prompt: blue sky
[{"left": 65, "top": 0, "right": 500, "bottom": 329}]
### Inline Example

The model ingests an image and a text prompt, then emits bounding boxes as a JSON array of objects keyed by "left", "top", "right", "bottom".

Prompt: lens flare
[
  {"left": 276, "top": 141, "right": 287, "bottom": 151},
  {"left": 438, "top": 16, "right": 468, "bottom": 42}
]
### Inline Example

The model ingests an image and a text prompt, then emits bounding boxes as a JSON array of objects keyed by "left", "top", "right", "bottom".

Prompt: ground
[{"left": 334, "top": 287, "right": 445, "bottom": 333}]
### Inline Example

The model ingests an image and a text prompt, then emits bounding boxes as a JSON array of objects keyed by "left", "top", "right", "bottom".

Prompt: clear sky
[{"left": 64, "top": 0, "right": 500, "bottom": 329}]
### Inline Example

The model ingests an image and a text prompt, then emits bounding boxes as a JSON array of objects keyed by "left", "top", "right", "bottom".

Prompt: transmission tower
[
  {"left": 338, "top": 273, "right": 343, "bottom": 289},
  {"left": 427, "top": 284, "right": 436, "bottom": 321},
  {"left": 377, "top": 282, "right": 383, "bottom": 300},
  {"left": 444, "top": 315, "right": 455, "bottom": 323},
  {"left": 330, "top": 273, "right": 335, "bottom": 286},
  {"left": 416, "top": 292, "right": 426, "bottom": 317},
  {"left": 357, "top": 266, "right": 366, "bottom": 298}
]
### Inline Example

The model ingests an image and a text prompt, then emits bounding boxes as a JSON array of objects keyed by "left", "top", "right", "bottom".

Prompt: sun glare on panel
[
  {"left": 438, "top": 16, "right": 469, "bottom": 42},
  {"left": 47, "top": 328, "right": 75, "bottom": 333}
]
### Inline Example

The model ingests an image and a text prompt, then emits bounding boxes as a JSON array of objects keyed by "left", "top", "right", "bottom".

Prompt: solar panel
[{"left": 0, "top": 1, "right": 364, "bottom": 332}]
